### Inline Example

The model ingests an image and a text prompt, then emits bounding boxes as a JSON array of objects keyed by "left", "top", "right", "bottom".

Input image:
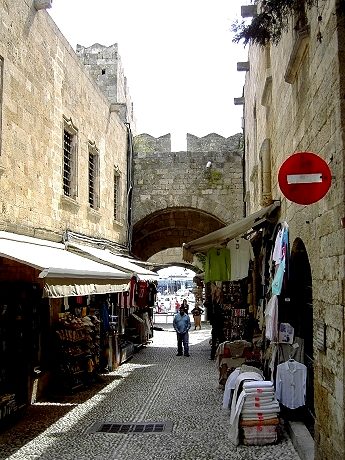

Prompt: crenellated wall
[{"left": 132, "top": 132, "right": 244, "bottom": 226}]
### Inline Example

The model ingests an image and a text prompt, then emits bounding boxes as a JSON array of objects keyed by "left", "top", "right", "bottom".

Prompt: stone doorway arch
[
  {"left": 289, "top": 237, "right": 314, "bottom": 432},
  {"left": 130, "top": 207, "right": 226, "bottom": 261}
]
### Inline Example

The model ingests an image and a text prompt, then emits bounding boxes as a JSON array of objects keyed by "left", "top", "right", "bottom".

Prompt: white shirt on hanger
[
  {"left": 272, "top": 227, "right": 283, "bottom": 264},
  {"left": 227, "top": 238, "right": 254, "bottom": 281},
  {"left": 265, "top": 295, "right": 279, "bottom": 342},
  {"left": 275, "top": 360, "right": 307, "bottom": 409}
]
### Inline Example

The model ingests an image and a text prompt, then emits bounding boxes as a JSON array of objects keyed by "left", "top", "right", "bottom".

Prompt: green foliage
[
  {"left": 207, "top": 170, "right": 223, "bottom": 187},
  {"left": 195, "top": 253, "right": 206, "bottom": 271},
  {"left": 231, "top": 0, "right": 319, "bottom": 46}
]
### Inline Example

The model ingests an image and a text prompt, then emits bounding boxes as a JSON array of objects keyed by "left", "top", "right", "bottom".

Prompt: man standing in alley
[
  {"left": 191, "top": 303, "right": 204, "bottom": 330},
  {"left": 173, "top": 305, "right": 191, "bottom": 357}
]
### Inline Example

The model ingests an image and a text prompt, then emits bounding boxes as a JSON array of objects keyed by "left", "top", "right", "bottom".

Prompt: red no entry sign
[{"left": 278, "top": 151, "right": 332, "bottom": 205}]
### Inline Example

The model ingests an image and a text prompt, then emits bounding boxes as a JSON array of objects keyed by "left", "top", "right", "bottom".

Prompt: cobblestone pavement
[{"left": 0, "top": 325, "right": 301, "bottom": 460}]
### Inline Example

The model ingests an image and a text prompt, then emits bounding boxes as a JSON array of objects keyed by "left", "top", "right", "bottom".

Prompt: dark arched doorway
[
  {"left": 131, "top": 207, "right": 225, "bottom": 261},
  {"left": 288, "top": 238, "right": 314, "bottom": 433}
]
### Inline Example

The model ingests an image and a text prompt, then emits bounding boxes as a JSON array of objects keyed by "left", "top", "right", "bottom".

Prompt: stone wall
[
  {"left": 242, "top": 1, "right": 345, "bottom": 458},
  {"left": 0, "top": 0, "right": 129, "bottom": 245},
  {"left": 132, "top": 132, "right": 244, "bottom": 226},
  {"left": 76, "top": 43, "right": 136, "bottom": 131}
]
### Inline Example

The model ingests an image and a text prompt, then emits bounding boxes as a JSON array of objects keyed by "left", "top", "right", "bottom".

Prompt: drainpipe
[
  {"left": 241, "top": 119, "right": 247, "bottom": 218},
  {"left": 242, "top": 138, "right": 247, "bottom": 218},
  {"left": 260, "top": 138, "right": 273, "bottom": 206},
  {"left": 125, "top": 122, "right": 134, "bottom": 252}
]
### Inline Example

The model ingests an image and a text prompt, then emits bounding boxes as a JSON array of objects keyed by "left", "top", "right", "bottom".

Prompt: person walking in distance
[
  {"left": 181, "top": 298, "right": 189, "bottom": 314},
  {"left": 173, "top": 305, "right": 191, "bottom": 357},
  {"left": 191, "top": 304, "right": 204, "bottom": 330}
]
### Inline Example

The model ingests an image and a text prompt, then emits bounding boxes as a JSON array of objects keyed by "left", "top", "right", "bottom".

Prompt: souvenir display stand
[
  {"left": 54, "top": 314, "right": 101, "bottom": 392},
  {"left": 215, "top": 340, "right": 255, "bottom": 386},
  {"left": 213, "top": 220, "right": 310, "bottom": 446},
  {"left": 113, "top": 278, "right": 156, "bottom": 363}
]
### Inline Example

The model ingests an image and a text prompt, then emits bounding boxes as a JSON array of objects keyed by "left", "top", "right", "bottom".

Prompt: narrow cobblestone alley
[{"left": 0, "top": 325, "right": 301, "bottom": 460}]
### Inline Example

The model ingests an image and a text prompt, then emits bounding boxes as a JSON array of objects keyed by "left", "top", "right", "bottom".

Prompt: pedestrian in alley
[
  {"left": 191, "top": 303, "right": 204, "bottom": 330},
  {"left": 173, "top": 305, "right": 191, "bottom": 357},
  {"left": 181, "top": 298, "right": 189, "bottom": 314}
]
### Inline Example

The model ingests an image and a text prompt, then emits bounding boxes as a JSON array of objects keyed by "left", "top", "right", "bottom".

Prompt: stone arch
[
  {"left": 289, "top": 238, "right": 312, "bottom": 351},
  {"left": 131, "top": 207, "right": 226, "bottom": 261},
  {"left": 148, "top": 259, "right": 203, "bottom": 274}
]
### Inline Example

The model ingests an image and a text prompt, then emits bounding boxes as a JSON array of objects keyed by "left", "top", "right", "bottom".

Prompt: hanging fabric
[
  {"left": 227, "top": 238, "right": 254, "bottom": 281},
  {"left": 265, "top": 295, "right": 279, "bottom": 342},
  {"left": 275, "top": 359, "right": 307, "bottom": 409},
  {"left": 204, "top": 247, "right": 231, "bottom": 283}
]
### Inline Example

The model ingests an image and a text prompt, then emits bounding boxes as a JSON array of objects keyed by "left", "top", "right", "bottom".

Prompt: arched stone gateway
[
  {"left": 131, "top": 132, "right": 244, "bottom": 263},
  {"left": 147, "top": 256, "right": 202, "bottom": 273},
  {"left": 131, "top": 207, "right": 226, "bottom": 261}
]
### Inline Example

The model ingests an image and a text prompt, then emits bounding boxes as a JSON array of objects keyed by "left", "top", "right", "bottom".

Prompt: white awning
[
  {"left": 42, "top": 279, "right": 129, "bottom": 298},
  {"left": 0, "top": 232, "right": 131, "bottom": 297},
  {"left": 66, "top": 242, "right": 159, "bottom": 281},
  {"left": 182, "top": 201, "right": 280, "bottom": 261}
]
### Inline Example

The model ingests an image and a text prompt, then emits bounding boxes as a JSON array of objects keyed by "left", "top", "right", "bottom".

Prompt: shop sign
[{"left": 278, "top": 151, "right": 332, "bottom": 205}]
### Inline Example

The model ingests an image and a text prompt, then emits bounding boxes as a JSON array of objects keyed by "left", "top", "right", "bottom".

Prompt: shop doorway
[
  {"left": 0, "top": 281, "right": 48, "bottom": 421},
  {"left": 289, "top": 238, "right": 314, "bottom": 434}
]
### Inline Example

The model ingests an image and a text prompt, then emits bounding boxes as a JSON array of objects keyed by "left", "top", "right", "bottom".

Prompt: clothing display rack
[{"left": 54, "top": 314, "right": 101, "bottom": 392}]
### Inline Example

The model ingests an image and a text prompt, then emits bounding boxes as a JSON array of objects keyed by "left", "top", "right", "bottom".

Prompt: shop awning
[
  {"left": 65, "top": 242, "right": 159, "bottom": 281},
  {"left": 0, "top": 232, "right": 131, "bottom": 297},
  {"left": 182, "top": 201, "right": 280, "bottom": 262}
]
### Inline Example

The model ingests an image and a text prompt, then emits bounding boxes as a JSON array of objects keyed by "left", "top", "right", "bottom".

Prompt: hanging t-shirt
[
  {"left": 275, "top": 360, "right": 307, "bottom": 409},
  {"left": 272, "top": 257, "right": 286, "bottom": 295},
  {"left": 272, "top": 226, "right": 284, "bottom": 265},
  {"left": 227, "top": 238, "right": 254, "bottom": 281},
  {"left": 147, "top": 282, "right": 157, "bottom": 307},
  {"left": 119, "top": 291, "right": 129, "bottom": 308},
  {"left": 128, "top": 276, "right": 137, "bottom": 307},
  {"left": 272, "top": 222, "right": 289, "bottom": 266},
  {"left": 204, "top": 247, "right": 231, "bottom": 282},
  {"left": 265, "top": 295, "right": 279, "bottom": 342},
  {"left": 136, "top": 281, "right": 149, "bottom": 308}
]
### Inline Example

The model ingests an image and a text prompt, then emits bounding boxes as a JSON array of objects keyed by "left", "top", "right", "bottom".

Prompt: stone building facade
[
  {"left": 0, "top": 0, "right": 134, "bottom": 416},
  {"left": 0, "top": 0, "right": 245, "bottom": 268},
  {"left": 240, "top": 1, "right": 345, "bottom": 458},
  {"left": 0, "top": 0, "right": 130, "bottom": 244},
  {"left": 131, "top": 132, "right": 244, "bottom": 261},
  {"left": 76, "top": 43, "right": 136, "bottom": 132}
]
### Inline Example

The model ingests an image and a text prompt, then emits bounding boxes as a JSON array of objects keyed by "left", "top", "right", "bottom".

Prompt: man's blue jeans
[{"left": 177, "top": 332, "right": 189, "bottom": 355}]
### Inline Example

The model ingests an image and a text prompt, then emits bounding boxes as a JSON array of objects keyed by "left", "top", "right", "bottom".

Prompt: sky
[
  {"left": 157, "top": 267, "right": 195, "bottom": 279},
  {"left": 48, "top": 0, "right": 249, "bottom": 151}
]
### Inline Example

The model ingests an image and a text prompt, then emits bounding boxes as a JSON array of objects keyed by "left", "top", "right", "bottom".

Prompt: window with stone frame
[
  {"left": 88, "top": 141, "right": 100, "bottom": 209},
  {"left": 284, "top": 0, "right": 310, "bottom": 84},
  {"left": 293, "top": 0, "right": 308, "bottom": 32},
  {"left": 0, "top": 56, "right": 3, "bottom": 155},
  {"left": 62, "top": 117, "right": 78, "bottom": 198},
  {"left": 113, "top": 166, "right": 121, "bottom": 221}
]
